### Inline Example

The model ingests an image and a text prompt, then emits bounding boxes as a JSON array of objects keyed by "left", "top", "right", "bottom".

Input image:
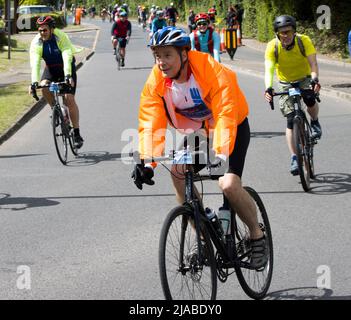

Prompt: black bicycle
[
  {"left": 270, "top": 82, "right": 320, "bottom": 192},
  {"left": 115, "top": 37, "right": 127, "bottom": 70},
  {"left": 133, "top": 148, "right": 273, "bottom": 300},
  {"left": 32, "top": 82, "right": 78, "bottom": 165}
]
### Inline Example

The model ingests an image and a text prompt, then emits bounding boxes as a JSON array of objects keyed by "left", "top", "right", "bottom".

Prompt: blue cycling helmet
[
  {"left": 149, "top": 26, "right": 191, "bottom": 49},
  {"left": 120, "top": 11, "right": 127, "bottom": 17}
]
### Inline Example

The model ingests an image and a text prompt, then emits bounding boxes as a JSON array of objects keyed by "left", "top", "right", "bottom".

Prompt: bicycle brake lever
[
  {"left": 31, "top": 89, "right": 39, "bottom": 101},
  {"left": 269, "top": 101, "right": 274, "bottom": 110}
]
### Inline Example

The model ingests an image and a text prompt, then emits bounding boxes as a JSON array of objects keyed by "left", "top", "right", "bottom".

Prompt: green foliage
[
  {"left": 241, "top": 0, "right": 350, "bottom": 57},
  {"left": 19, "top": 0, "right": 43, "bottom": 5}
]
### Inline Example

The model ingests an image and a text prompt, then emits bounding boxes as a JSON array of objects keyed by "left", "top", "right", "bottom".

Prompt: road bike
[
  {"left": 32, "top": 82, "right": 78, "bottom": 165},
  {"left": 133, "top": 148, "right": 273, "bottom": 300},
  {"left": 114, "top": 37, "right": 127, "bottom": 71},
  {"left": 270, "top": 82, "right": 320, "bottom": 192}
]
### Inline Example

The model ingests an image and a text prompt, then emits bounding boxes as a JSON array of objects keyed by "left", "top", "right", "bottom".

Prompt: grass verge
[{"left": 0, "top": 81, "right": 39, "bottom": 136}]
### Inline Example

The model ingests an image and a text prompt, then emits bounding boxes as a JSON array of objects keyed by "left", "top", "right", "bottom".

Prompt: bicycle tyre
[
  {"left": 293, "top": 118, "right": 310, "bottom": 191},
  {"left": 52, "top": 106, "right": 68, "bottom": 165},
  {"left": 159, "top": 205, "right": 217, "bottom": 300},
  {"left": 233, "top": 187, "right": 273, "bottom": 300},
  {"left": 116, "top": 44, "right": 121, "bottom": 71},
  {"left": 306, "top": 124, "right": 315, "bottom": 180},
  {"left": 68, "top": 127, "right": 78, "bottom": 156}
]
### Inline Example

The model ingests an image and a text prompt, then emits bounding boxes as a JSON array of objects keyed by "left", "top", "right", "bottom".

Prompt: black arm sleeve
[
  {"left": 111, "top": 22, "right": 117, "bottom": 36},
  {"left": 127, "top": 21, "right": 132, "bottom": 37}
]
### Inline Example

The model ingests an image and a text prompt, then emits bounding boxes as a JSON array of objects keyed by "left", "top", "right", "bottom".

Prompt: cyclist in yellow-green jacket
[
  {"left": 29, "top": 16, "right": 84, "bottom": 149},
  {"left": 264, "top": 15, "right": 321, "bottom": 175}
]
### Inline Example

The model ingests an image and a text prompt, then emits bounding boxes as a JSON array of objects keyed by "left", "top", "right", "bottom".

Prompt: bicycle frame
[{"left": 139, "top": 149, "right": 242, "bottom": 269}]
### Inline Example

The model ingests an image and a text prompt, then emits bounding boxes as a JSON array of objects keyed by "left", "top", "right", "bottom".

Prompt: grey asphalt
[{"left": 0, "top": 19, "right": 351, "bottom": 300}]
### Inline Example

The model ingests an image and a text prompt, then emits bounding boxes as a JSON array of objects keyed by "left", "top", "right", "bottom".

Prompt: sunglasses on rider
[
  {"left": 38, "top": 28, "right": 49, "bottom": 33},
  {"left": 197, "top": 22, "right": 208, "bottom": 26},
  {"left": 278, "top": 29, "right": 294, "bottom": 37}
]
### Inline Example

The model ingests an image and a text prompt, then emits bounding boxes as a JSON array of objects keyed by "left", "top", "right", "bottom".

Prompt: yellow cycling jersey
[{"left": 265, "top": 34, "right": 316, "bottom": 83}]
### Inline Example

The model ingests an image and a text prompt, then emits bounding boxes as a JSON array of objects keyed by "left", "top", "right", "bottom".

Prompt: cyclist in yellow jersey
[{"left": 264, "top": 15, "right": 321, "bottom": 175}]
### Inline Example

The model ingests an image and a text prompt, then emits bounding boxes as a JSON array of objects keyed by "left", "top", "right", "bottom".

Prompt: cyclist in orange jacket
[{"left": 131, "top": 27, "right": 268, "bottom": 270}]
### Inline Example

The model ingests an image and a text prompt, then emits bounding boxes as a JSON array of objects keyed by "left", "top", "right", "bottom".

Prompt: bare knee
[{"left": 219, "top": 174, "right": 243, "bottom": 202}]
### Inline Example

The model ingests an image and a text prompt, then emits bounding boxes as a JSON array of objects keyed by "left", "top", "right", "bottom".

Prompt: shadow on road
[
  {"left": 250, "top": 131, "right": 285, "bottom": 139},
  {"left": 118, "top": 66, "right": 154, "bottom": 71},
  {"left": 265, "top": 286, "right": 351, "bottom": 300},
  {"left": 0, "top": 153, "right": 47, "bottom": 159},
  {"left": 0, "top": 192, "right": 224, "bottom": 211},
  {"left": 66, "top": 151, "right": 132, "bottom": 166},
  {"left": 309, "top": 172, "right": 351, "bottom": 195},
  {"left": 0, "top": 193, "right": 59, "bottom": 211}
]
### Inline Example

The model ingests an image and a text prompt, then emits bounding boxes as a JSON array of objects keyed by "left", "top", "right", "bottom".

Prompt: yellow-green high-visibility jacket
[{"left": 29, "top": 28, "right": 82, "bottom": 83}]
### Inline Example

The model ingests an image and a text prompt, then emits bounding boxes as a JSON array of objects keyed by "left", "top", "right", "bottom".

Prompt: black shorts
[
  {"left": 179, "top": 118, "right": 250, "bottom": 178},
  {"left": 41, "top": 58, "right": 77, "bottom": 95},
  {"left": 112, "top": 37, "right": 127, "bottom": 48}
]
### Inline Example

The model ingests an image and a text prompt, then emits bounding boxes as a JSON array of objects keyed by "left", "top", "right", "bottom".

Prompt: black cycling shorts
[
  {"left": 41, "top": 58, "right": 77, "bottom": 95},
  {"left": 178, "top": 118, "right": 250, "bottom": 178},
  {"left": 112, "top": 37, "right": 127, "bottom": 48}
]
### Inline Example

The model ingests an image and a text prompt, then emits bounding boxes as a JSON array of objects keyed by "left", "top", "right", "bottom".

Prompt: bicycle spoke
[{"left": 159, "top": 206, "right": 217, "bottom": 300}]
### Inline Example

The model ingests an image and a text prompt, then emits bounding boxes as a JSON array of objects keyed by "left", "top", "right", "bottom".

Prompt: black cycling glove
[
  {"left": 131, "top": 163, "right": 155, "bottom": 190},
  {"left": 31, "top": 82, "right": 38, "bottom": 90},
  {"left": 265, "top": 87, "right": 274, "bottom": 97}
]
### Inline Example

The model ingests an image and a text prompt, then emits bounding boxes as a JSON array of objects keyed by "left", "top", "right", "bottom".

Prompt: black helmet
[
  {"left": 36, "top": 16, "right": 55, "bottom": 28},
  {"left": 273, "top": 15, "right": 296, "bottom": 32}
]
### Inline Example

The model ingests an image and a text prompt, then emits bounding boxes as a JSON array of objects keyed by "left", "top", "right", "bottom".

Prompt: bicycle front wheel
[
  {"left": 233, "top": 187, "right": 273, "bottom": 299},
  {"left": 52, "top": 107, "right": 68, "bottom": 165},
  {"left": 159, "top": 206, "right": 217, "bottom": 300},
  {"left": 293, "top": 119, "right": 310, "bottom": 191}
]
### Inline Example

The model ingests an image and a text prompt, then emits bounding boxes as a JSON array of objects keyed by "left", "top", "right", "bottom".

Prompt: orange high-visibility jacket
[{"left": 138, "top": 51, "right": 249, "bottom": 159}]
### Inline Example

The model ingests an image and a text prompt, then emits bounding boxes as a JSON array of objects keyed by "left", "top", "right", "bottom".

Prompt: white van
[{"left": 17, "top": 5, "right": 54, "bottom": 15}]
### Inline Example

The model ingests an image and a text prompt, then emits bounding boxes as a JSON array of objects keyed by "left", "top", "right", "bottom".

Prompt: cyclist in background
[
  {"left": 148, "top": 5, "right": 157, "bottom": 31},
  {"left": 111, "top": 11, "right": 132, "bottom": 67},
  {"left": 189, "top": 13, "right": 221, "bottom": 62},
  {"left": 187, "top": 9, "right": 196, "bottom": 34},
  {"left": 166, "top": 2, "right": 178, "bottom": 26},
  {"left": 29, "top": 16, "right": 84, "bottom": 148},
  {"left": 208, "top": 5, "right": 217, "bottom": 27},
  {"left": 131, "top": 27, "right": 268, "bottom": 270},
  {"left": 151, "top": 10, "right": 167, "bottom": 35},
  {"left": 264, "top": 15, "right": 322, "bottom": 175}
]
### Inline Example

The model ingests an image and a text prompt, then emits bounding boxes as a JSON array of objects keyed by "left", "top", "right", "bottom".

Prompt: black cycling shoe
[
  {"left": 311, "top": 120, "right": 322, "bottom": 139},
  {"left": 73, "top": 134, "right": 84, "bottom": 149},
  {"left": 250, "top": 236, "right": 268, "bottom": 270},
  {"left": 121, "top": 58, "right": 125, "bottom": 67}
]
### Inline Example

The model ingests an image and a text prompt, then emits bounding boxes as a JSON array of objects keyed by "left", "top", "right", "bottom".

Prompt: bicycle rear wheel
[
  {"left": 52, "top": 106, "right": 68, "bottom": 165},
  {"left": 159, "top": 205, "right": 217, "bottom": 300},
  {"left": 233, "top": 187, "right": 273, "bottom": 299},
  {"left": 68, "top": 127, "right": 78, "bottom": 156},
  {"left": 293, "top": 118, "right": 310, "bottom": 191}
]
